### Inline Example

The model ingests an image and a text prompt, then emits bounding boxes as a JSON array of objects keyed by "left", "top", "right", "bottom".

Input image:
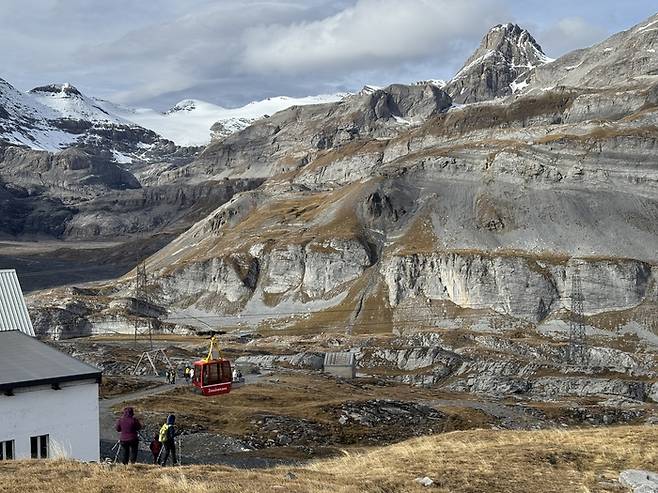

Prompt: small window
[
  {"left": 30, "top": 435, "right": 48, "bottom": 459},
  {"left": 0, "top": 440, "right": 14, "bottom": 460}
]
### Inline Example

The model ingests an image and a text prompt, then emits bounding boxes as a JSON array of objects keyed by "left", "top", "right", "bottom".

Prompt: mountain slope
[{"left": 527, "top": 12, "right": 658, "bottom": 90}]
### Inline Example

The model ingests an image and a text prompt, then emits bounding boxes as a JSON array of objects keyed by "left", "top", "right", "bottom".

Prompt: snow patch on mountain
[
  {"left": 29, "top": 83, "right": 128, "bottom": 125},
  {"left": 108, "top": 94, "right": 346, "bottom": 147}
]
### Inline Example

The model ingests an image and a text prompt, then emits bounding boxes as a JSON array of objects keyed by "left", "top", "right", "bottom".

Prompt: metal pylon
[
  {"left": 133, "top": 262, "right": 153, "bottom": 349},
  {"left": 567, "top": 265, "right": 588, "bottom": 365}
]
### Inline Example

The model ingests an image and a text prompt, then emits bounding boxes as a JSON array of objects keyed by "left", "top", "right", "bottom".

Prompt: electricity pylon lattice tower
[
  {"left": 567, "top": 265, "right": 588, "bottom": 365},
  {"left": 133, "top": 262, "right": 153, "bottom": 349}
]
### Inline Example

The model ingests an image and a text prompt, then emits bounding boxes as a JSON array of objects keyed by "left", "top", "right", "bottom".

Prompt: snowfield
[{"left": 103, "top": 94, "right": 346, "bottom": 147}]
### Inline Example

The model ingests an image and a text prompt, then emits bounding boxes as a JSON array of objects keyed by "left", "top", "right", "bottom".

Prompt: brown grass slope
[{"left": 2, "top": 426, "right": 658, "bottom": 492}]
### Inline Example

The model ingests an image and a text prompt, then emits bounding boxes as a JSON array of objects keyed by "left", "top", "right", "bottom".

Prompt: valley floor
[
  {"left": 1, "top": 425, "right": 657, "bottom": 492},
  {"left": 0, "top": 234, "right": 174, "bottom": 292}
]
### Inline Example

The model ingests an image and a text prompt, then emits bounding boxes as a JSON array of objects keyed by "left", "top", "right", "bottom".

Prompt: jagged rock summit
[{"left": 446, "top": 23, "right": 552, "bottom": 103}]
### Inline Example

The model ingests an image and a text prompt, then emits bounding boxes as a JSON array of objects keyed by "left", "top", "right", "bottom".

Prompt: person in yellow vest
[{"left": 159, "top": 414, "right": 179, "bottom": 466}]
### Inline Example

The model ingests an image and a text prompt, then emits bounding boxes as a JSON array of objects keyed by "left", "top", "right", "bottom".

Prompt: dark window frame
[
  {"left": 30, "top": 434, "right": 49, "bottom": 459},
  {"left": 0, "top": 440, "right": 14, "bottom": 460}
]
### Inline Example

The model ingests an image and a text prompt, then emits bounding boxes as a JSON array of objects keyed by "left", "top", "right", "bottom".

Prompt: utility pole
[{"left": 567, "top": 264, "right": 587, "bottom": 365}]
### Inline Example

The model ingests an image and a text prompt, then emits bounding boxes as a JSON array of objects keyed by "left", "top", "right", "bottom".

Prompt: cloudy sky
[{"left": 1, "top": 0, "right": 656, "bottom": 109}]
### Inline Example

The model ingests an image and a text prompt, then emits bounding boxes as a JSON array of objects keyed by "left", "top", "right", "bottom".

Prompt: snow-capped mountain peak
[
  {"left": 445, "top": 23, "right": 553, "bottom": 104},
  {"left": 29, "top": 83, "right": 126, "bottom": 125}
]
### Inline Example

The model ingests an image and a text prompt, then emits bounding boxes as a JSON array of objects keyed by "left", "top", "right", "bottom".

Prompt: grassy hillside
[{"left": 1, "top": 425, "right": 657, "bottom": 492}]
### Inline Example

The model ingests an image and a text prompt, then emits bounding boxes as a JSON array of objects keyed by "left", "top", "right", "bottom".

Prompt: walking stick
[
  {"left": 112, "top": 440, "right": 121, "bottom": 464},
  {"left": 156, "top": 443, "right": 165, "bottom": 465}
]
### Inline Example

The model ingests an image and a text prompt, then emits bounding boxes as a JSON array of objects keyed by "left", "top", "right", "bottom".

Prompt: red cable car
[{"left": 192, "top": 336, "right": 232, "bottom": 396}]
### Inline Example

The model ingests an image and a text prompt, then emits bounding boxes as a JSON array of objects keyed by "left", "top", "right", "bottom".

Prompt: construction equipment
[{"left": 191, "top": 335, "right": 232, "bottom": 396}]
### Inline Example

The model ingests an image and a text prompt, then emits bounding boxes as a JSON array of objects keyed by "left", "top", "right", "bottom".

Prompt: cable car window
[
  {"left": 207, "top": 363, "right": 220, "bottom": 384},
  {"left": 221, "top": 361, "right": 231, "bottom": 382}
]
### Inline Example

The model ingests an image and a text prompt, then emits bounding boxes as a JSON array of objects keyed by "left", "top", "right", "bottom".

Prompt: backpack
[{"left": 158, "top": 423, "right": 170, "bottom": 443}]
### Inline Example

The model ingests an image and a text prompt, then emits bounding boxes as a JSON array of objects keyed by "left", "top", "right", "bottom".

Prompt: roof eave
[{"left": 0, "top": 371, "right": 102, "bottom": 393}]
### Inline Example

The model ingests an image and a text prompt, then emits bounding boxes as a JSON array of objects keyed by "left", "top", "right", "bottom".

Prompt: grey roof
[
  {"left": 0, "top": 331, "right": 101, "bottom": 392},
  {"left": 324, "top": 351, "right": 355, "bottom": 367},
  {"left": 0, "top": 269, "right": 35, "bottom": 336}
]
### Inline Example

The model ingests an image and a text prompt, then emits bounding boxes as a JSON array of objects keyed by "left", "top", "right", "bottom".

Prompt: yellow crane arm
[{"left": 204, "top": 335, "right": 223, "bottom": 361}]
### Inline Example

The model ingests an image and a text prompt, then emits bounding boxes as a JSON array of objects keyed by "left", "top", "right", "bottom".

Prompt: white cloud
[
  {"left": 4, "top": 0, "right": 650, "bottom": 108},
  {"left": 241, "top": 0, "right": 505, "bottom": 74},
  {"left": 538, "top": 17, "right": 609, "bottom": 57}
]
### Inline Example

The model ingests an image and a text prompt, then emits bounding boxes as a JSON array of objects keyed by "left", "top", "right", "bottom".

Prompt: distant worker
[
  {"left": 115, "top": 407, "right": 142, "bottom": 464},
  {"left": 165, "top": 369, "right": 170, "bottom": 383},
  {"left": 189, "top": 367, "right": 194, "bottom": 382},
  {"left": 232, "top": 368, "right": 238, "bottom": 381},
  {"left": 159, "top": 414, "right": 179, "bottom": 466},
  {"left": 170, "top": 368, "right": 176, "bottom": 384},
  {"left": 184, "top": 366, "right": 190, "bottom": 383}
]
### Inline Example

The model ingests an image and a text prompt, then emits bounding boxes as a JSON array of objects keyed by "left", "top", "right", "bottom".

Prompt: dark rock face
[
  {"left": 30, "top": 83, "right": 83, "bottom": 97},
  {"left": 190, "top": 83, "right": 451, "bottom": 181},
  {"left": 0, "top": 145, "right": 141, "bottom": 197},
  {"left": 367, "top": 84, "right": 452, "bottom": 120},
  {"left": 446, "top": 23, "right": 551, "bottom": 104}
]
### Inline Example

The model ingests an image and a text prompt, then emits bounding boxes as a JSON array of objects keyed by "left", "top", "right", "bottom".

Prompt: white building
[
  {"left": 324, "top": 352, "right": 356, "bottom": 379},
  {"left": 0, "top": 270, "right": 101, "bottom": 461},
  {"left": 0, "top": 331, "right": 101, "bottom": 461},
  {"left": 0, "top": 269, "right": 101, "bottom": 462}
]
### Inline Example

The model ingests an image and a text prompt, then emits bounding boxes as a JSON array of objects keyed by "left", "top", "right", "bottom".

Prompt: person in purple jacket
[{"left": 115, "top": 407, "right": 142, "bottom": 464}]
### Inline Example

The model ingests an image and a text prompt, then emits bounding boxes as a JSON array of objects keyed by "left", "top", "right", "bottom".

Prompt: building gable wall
[{"left": 0, "top": 380, "right": 99, "bottom": 461}]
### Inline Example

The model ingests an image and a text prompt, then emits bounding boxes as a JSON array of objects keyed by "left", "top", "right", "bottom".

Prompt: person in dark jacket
[
  {"left": 159, "top": 414, "right": 178, "bottom": 466},
  {"left": 149, "top": 433, "right": 162, "bottom": 464},
  {"left": 115, "top": 407, "right": 142, "bottom": 464}
]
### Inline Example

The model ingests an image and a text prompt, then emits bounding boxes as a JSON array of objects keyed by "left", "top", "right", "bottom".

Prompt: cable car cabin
[
  {"left": 192, "top": 359, "right": 232, "bottom": 396},
  {"left": 191, "top": 336, "right": 232, "bottom": 396}
]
